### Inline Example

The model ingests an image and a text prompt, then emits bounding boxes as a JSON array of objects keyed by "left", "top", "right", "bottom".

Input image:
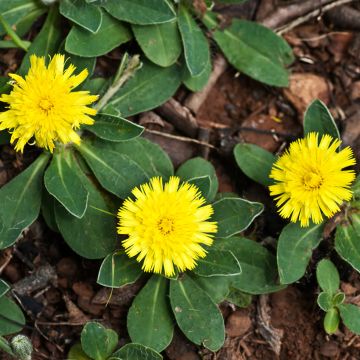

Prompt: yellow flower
[
  {"left": 0, "top": 54, "right": 98, "bottom": 153},
  {"left": 117, "top": 176, "right": 217, "bottom": 277},
  {"left": 269, "top": 132, "right": 356, "bottom": 227}
]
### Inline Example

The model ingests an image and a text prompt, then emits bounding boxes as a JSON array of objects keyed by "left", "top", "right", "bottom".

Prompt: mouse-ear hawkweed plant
[
  {"left": 0, "top": 54, "right": 98, "bottom": 152},
  {"left": 269, "top": 132, "right": 356, "bottom": 227},
  {"left": 118, "top": 176, "right": 217, "bottom": 277}
]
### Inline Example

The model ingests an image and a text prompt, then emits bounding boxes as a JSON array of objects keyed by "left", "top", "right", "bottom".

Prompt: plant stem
[
  {"left": 94, "top": 54, "right": 142, "bottom": 112},
  {"left": 0, "top": 15, "right": 29, "bottom": 52}
]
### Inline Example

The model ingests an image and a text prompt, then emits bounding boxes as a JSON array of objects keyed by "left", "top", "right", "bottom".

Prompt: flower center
[
  {"left": 157, "top": 217, "right": 175, "bottom": 236},
  {"left": 303, "top": 172, "right": 323, "bottom": 190},
  {"left": 38, "top": 98, "right": 54, "bottom": 113}
]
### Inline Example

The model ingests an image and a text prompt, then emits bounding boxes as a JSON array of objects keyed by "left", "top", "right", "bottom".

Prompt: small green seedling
[
  {"left": 67, "top": 321, "right": 162, "bottom": 360},
  {"left": 316, "top": 259, "right": 360, "bottom": 335}
]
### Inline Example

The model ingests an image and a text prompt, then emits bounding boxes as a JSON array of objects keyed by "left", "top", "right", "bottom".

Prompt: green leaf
[
  {"left": 18, "top": 6, "right": 62, "bottom": 75},
  {"left": 55, "top": 154, "right": 117, "bottom": 259},
  {"left": 132, "top": 20, "right": 182, "bottom": 67},
  {"left": 0, "top": 336, "right": 14, "bottom": 357},
  {"left": 110, "top": 344, "right": 162, "bottom": 360},
  {"left": 234, "top": 143, "right": 276, "bottom": 186},
  {"left": 0, "top": 280, "right": 9, "bottom": 297},
  {"left": 338, "top": 303, "right": 360, "bottom": 335},
  {"left": 226, "top": 288, "right": 252, "bottom": 308},
  {"left": 102, "top": 0, "right": 175, "bottom": 25},
  {"left": 317, "top": 292, "right": 333, "bottom": 312},
  {"left": 183, "top": 59, "right": 211, "bottom": 92},
  {"left": 77, "top": 141, "right": 149, "bottom": 198},
  {"left": 316, "top": 259, "right": 340, "bottom": 295},
  {"left": 176, "top": 157, "right": 218, "bottom": 202},
  {"left": 68, "top": 343, "right": 92, "bottom": 360},
  {"left": 65, "top": 12, "right": 131, "bottom": 57},
  {"left": 212, "top": 197, "right": 264, "bottom": 238},
  {"left": 187, "top": 176, "right": 212, "bottom": 201},
  {"left": 0, "top": 0, "right": 45, "bottom": 37},
  {"left": 128, "top": 275, "right": 174, "bottom": 352},
  {"left": 303, "top": 99, "right": 340, "bottom": 139},
  {"left": 97, "top": 252, "right": 142, "bottom": 288},
  {"left": 333, "top": 292, "right": 346, "bottom": 307},
  {"left": 60, "top": 0, "right": 102, "bottom": 33},
  {"left": 178, "top": 5, "right": 210, "bottom": 76},
  {"left": 170, "top": 274, "right": 224, "bottom": 351},
  {"left": 215, "top": 237, "right": 285, "bottom": 294},
  {"left": 44, "top": 149, "right": 88, "bottom": 218},
  {"left": 81, "top": 322, "right": 118, "bottom": 360},
  {"left": 103, "top": 61, "right": 182, "bottom": 117},
  {"left": 324, "top": 308, "right": 340, "bottom": 335},
  {"left": 335, "top": 214, "right": 360, "bottom": 273},
  {"left": 94, "top": 137, "right": 173, "bottom": 179},
  {"left": 202, "top": 13, "right": 293, "bottom": 87},
  {"left": 41, "top": 189, "right": 59, "bottom": 232},
  {"left": 193, "top": 249, "right": 241, "bottom": 277},
  {"left": 191, "top": 275, "right": 230, "bottom": 304},
  {"left": 0, "top": 296, "right": 25, "bottom": 336},
  {"left": 85, "top": 114, "right": 144, "bottom": 142},
  {"left": 277, "top": 222, "right": 324, "bottom": 284},
  {"left": 0, "top": 153, "right": 49, "bottom": 249}
]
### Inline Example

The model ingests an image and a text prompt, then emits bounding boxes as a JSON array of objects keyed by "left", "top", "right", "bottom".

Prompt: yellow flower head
[
  {"left": 0, "top": 54, "right": 98, "bottom": 153},
  {"left": 269, "top": 132, "right": 356, "bottom": 227},
  {"left": 117, "top": 176, "right": 218, "bottom": 277}
]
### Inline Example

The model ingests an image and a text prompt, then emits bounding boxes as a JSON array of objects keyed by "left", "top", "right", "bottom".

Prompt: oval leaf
[
  {"left": 78, "top": 141, "right": 149, "bottom": 198},
  {"left": 212, "top": 197, "right": 264, "bottom": 238},
  {"left": 191, "top": 275, "right": 231, "bottom": 304},
  {"left": 128, "top": 275, "right": 174, "bottom": 352},
  {"left": 170, "top": 274, "right": 224, "bottom": 351},
  {"left": 203, "top": 13, "right": 293, "bottom": 87},
  {"left": 110, "top": 344, "right": 162, "bottom": 360},
  {"left": 65, "top": 12, "right": 131, "bottom": 57},
  {"left": 85, "top": 114, "right": 144, "bottom": 142},
  {"left": 317, "top": 292, "right": 333, "bottom": 312},
  {"left": 215, "top": 237, "right": 285, "bottom": 294},
  {"left": 193, "top": 249, "right": 241, "bottom": 277},
  {"left": 60, "top": 0, "right": 102, "bottom": 33},
  {"left": 0, "top": 153, "right": 49, "bottom": 249},
  {"left": 303, "top": 99, "right": 340, "bottom": 140},
  {"left": 234, "top": 143, "right": 276, "bottom": 186},
  {"left": 335, "top": 215, "right": 360, "bottom": 273},
  {"left": 81, "top": 322, "right": 118, "bottom": 360},
  {"left": 55, "top": 154, "right": 118, "bottom": 259},
  {"left": 103, "top": 61, "right": 182, "bottom": 117},
  {"left": 338, "top": 303, "right": 360, "bottom": 335},
  {"left": 0, "top": 296, "right": 25, "bottom": 336},
  {"left": 176, "top": 157, "right": 218, "bottom": 202},
  {"left": 103, "top": 0, "right": 175, "bottom": 25},
  {"left": 132, "top": 20, "right": 182, "bottom": 67},
  {"left": 68, "top": 343, "right": 92, "bottom": 360},
  {"left": 97, "top": 252, "right": 142, "bottom": 288},
  {"left": 324, "top": 308, "right": 340, "bottom": 335},
  {"left": 183, "top": 59, "right": 211, "bottom": 92},
  {"left": 316, "top": 259, "right": 340, "bottom": 295},
  {"left": 44, "top": 150, "right": 88, "bottom": 218},
  {"left": 178, "top": 4, "right": 210, "bottom": 76},
  {"left": 277, "top": 222, "right": 324, "bottom": 284}
]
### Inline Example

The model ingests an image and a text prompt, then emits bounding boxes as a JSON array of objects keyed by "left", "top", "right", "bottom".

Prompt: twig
[
  {"left": 145, "top": 128, "right": 216, "bottom": 149},
  {"left": 261, "top": 0, "right": 346, "bottom": 30},
  {"left": 256, "top": 295, "right": 284, "bottom": 356},
  {"left": 184, "top": 54, "right": 228, "bottom": 114},
  {"left": 156, "top": 98, "right": 198, "bottom": 137},
  {"left": 275, "top": 0, "right": 355, "bottom": 34}
]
